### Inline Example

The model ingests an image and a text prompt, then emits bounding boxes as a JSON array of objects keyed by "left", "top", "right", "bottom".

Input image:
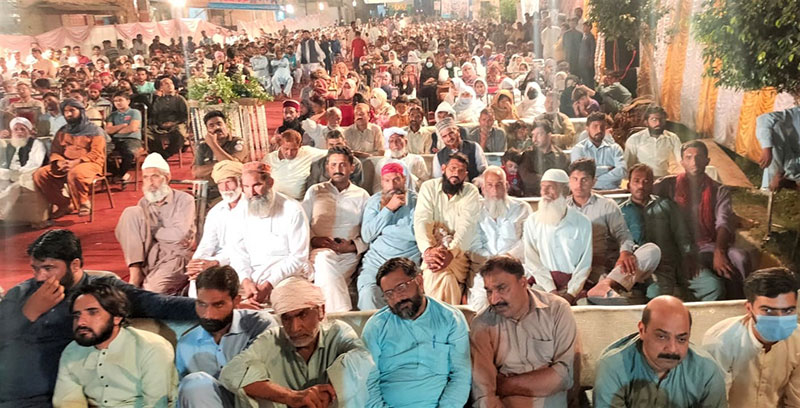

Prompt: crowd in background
[{"left": 0, "top": 10, "right": 798, "bottom": 408}]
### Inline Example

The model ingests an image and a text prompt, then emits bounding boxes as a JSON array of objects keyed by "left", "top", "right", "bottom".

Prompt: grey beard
[
  {"left": 144, "top": 184, "right": 170, "bottom": 204},
  {"left": 484, "top": 197, "right": 509, "bottom": 220},
  {"left": 248, "top": 189, "right": 275, "bottom": 218},
  {"left": 220, "top": 188, "right": 241, "bottom": 204},
  {"left": 389, "top": 148, "right": 408, "bottom": 159},
  {"left": 536, "top": 195, "right": 567, "bottom": 226}
]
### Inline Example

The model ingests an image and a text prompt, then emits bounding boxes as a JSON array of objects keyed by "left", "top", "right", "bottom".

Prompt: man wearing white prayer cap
[
  {"left": 368, "top": 127, "right": 428, "bottom": 193},
  {"left": 220, "top": 277, "right": 374, "bottom": 408},
  {"left": 522, "top": 168, "right": 594, "bottom": 305},
  {"left": 115, "top": 152, "right": 196, "bottom": 294},
  {"left": 0, "top": 116, "right": 48, "bottom": 224}
]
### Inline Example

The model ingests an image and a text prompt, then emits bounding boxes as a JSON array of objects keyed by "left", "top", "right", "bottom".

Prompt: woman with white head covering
[
  {"left": 516, "top": 81, "right": 546, "bottom": 119},
  {"left": 473, "top": 78, "right": 490, "bottom": 105},
  {"left": 471, "top": 56, "right": 486, "bottom": 79},
  {"left": 458, "top": 61, "right": 478, "bottom": 89},
  {"left": 370, "top": 87, "right": 396, "bottom": 129},
  {"left": 452, "top": 86, "right": 484, "bottom": 124},
  {"left": 387, "top": 50, "right": 402, "bottom": 68},
  {"left": 0, "top": 116, "right": 48, "bottom": 224}
]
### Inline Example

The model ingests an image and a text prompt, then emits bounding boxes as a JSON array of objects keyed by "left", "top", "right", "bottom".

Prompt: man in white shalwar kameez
[
  {"left": 263, "top": 129, "right": 328, "bottom": 201},
  {"left": 186, "top": 160, "right": 246, "bottom": 297},
  {"left": 0, "top": 117, "right": 47, "bottom": 223},
  {"left": 523, "top": 169, "right": 593, "bottom": 305},
  {"left": 414, "top": 152, "right": 481, "bottom": 305},
  {"left": 469, "top": 166, "right": 532, "bottom": 311},
  {"left": 303, "top": 146, "right": 370, "bottom": 312},
  {"left": 232, "top": 161, "right": 311, "bottom": 305}
]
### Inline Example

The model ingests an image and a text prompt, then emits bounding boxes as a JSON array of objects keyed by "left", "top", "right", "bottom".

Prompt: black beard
[
  {"left": 390, "top": 292, "right": 424, "bottom": 319},
  {"left": 199, "top": 312, "right": 233, "bottom": 334},
  {"left": 74, "top": 317, "right": 115, "bottom": 347},
  {"left": 649, "top": 126, "right": 664, "bottom": 135},
  {"left": 60, "top": 270, "right": 76, "bottom": 290},
  {"left": 65, "top": 116, "right": 81, "bottom": 125},
  {"left": 442, "top": 175, "right": 464, "bottom": 196}
]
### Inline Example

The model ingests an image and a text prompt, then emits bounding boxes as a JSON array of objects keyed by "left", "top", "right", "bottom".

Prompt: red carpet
[{"left": 0, "top": 99, "right": 286, "bottom": 291}]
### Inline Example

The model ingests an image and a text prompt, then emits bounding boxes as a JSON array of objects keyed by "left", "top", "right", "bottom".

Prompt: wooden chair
[{"left": 169, "top": 179, "right": 208, "bottom": 244}]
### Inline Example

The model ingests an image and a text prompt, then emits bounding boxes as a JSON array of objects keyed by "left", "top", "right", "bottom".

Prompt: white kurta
[
  {"left": 468, "top": 197, "right": 533, "bottom": 311},
  {"left": 192, "top": 196, "right": 245, "bottom": 266},
  {"left": 414, "top": 178, "right": 481, "bottom": 304},
  {"left": 523, "top": 208, "right": 593, "bottom": 297},
  {"left": 303, "top": 181, "right": 370, "bottom": 312},
  {"left": 264, "top": 146, "right": 328, "bottom": 201},
  {"left": 231, "top": 192, "right": 311, "bottom": 287}
]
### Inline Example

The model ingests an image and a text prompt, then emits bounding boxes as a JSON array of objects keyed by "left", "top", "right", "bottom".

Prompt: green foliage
[
  {"left": 588, "top": 0, "right": 669, "bottom": 50},
  {"left": 694, "top": 0, "right": 800, "bottom": 95},
  {"left": 498, "top": 0, "right": 517, "bottom": 23},
  {"left": 187, "top": 71, "right": 272, "bottom": 105},
  {"left": 480, "top": 1, "right": 499, "bottom": 22}
]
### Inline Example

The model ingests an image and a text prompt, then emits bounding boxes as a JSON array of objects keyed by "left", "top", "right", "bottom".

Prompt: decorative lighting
[
  {"left": 285, "top": 3, "right": 294, "bottom": 13},
  {"left": 318, "top": 2, "right": 324, "bottom": 10},
  {"left": 352, "top": 0, "right": 356, "bottom": 5},
  {"left": 169, "top": 0, "right": 186, "bottom": 7}
]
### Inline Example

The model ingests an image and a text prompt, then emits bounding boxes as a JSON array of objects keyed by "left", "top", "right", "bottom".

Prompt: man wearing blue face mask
[{"left": 702, "top": 267, "right": 800, "bottom": 408}]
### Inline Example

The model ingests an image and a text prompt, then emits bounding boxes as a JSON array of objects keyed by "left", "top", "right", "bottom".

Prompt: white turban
[
  {"left": 270, "top": 277, "right": 325, "bottom": 316},
  {"left": 9, "top": 117, "right": 33, "bottom": 132}
]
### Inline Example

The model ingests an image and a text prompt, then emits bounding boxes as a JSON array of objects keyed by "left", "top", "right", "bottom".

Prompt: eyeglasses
[{"left": 382, "top": 277, "right": 418, "bottom": 300}]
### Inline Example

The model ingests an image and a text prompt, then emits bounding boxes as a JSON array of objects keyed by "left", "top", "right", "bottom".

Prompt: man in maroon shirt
[{"left": 351, "top": 31, "right": 367, "bottom": 73}]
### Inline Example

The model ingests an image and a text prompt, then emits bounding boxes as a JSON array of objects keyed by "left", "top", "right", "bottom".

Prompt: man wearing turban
[
  {"left": 220, "top": 277, "right": 374, "bottom": 408},
  {"left": 33, "top": 98, "right": 106, "bottom": 218}
]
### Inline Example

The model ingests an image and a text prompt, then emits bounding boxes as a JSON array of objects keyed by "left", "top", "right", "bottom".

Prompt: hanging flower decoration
[{"left": 188, "top": 71, "right": 272, "bottom": 106}]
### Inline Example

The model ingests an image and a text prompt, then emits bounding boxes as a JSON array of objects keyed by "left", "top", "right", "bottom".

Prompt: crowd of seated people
[
  {"left": 2, "top": 228, "right": 798, "bottom": 407},
  {"left": 0, "top": 11, "right": 798, "bottom": 408}
]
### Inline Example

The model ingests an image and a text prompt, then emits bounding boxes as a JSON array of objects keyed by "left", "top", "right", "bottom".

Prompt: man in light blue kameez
[
  {"left": 593, "top": 295, "right": 727, "bottom": 408},
  {"left": 756, "top": 106, "right": 800, "bottom": 191},
  {"left": 362, "top": 257, "right": 471, "bottom": 408},
  {"left": 357, "top": 162, "right": 420, "bottom": 310}
]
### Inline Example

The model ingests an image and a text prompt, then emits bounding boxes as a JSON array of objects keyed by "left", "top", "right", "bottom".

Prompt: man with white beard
[
  {"left": 302, "top": 106, "right": 345, "bottom": 149},
  {"left": 523, "top": 168, "right": 593, "bottom": 305},
  {"left": 0, "top": 117, "right": 47, "bottom": 223},
  {"left": 469, "top": 166, "right": 532, "bottom": 311},
  {"left": 186, "top": 160, "right": 246, "bottom": 297},
  {"left": 232, "top": 161, "right": 311, "bottom": 305},
  {"left": 115, "top": 153, "right": 196, "bottom": 294},
  {"left": 370, "top": 127, "right": 429, "bottom": 193},
  {"left": 303, "top": 146, "right": 370, "bottom": 312}
]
